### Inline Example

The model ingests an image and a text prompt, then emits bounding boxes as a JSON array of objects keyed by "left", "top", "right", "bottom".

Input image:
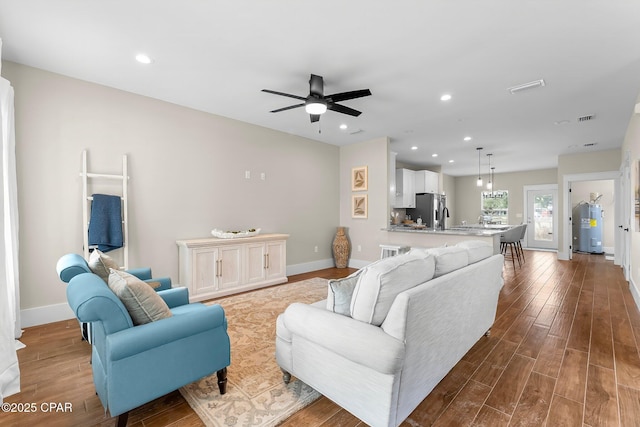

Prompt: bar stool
[
  {"left": 500, "top": 225, "right": 524, "bottom": 268},
  {"left": 379, "top": 244, "right": 410, "bottom": 259},
  {"left": 517, "top": 224, "right": 528, "bottom": 264}
]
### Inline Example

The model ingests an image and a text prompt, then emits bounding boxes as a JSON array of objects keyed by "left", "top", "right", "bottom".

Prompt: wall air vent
[{"left": 578, "top": 114, "right": 595, "bottom": 122}]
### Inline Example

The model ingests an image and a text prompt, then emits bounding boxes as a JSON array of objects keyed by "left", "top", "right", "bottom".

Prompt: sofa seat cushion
[
  {"left": 350, "top": 251, "right": 435, "bottom": 325},
  {"left": 456, "top": 240, "right": 493, "bottom": 264},
  {"left": 108, "top": 269, "right": 173, "bottom": 325},
  {"left": 427, "top": 246, "right": 469, "bottom": 277}
]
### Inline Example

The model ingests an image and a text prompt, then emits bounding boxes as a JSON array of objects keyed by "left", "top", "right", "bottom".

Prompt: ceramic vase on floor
[{"left": 332, "top": 227, "right": 350, "bottom": 268}]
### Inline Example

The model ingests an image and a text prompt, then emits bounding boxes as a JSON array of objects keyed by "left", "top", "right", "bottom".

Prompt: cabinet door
[
  {"left": 395, "top": 169, "right": 415, "bottom": 208},
  {"left": 246, "top": 243, "right": 267, "bottom": 284},
  {"left": 415, "top": 170, "right": 439, "bottom": 194},
  {"left": 193, "top": 248, "right": 218, "bottom": 295},
  {"left": 424, "top": 171, "right": 439, "bottom": 194},
  {"left": 218, "top": 245, "right": 242, "bottom": 289},
  {"left": 265, "top": 240, "right": 286, "bottom": 281}
]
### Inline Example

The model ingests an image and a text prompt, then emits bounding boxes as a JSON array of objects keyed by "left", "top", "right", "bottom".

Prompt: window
[{"left": 481, "top": 190, "right": 508, "bottom": 224}]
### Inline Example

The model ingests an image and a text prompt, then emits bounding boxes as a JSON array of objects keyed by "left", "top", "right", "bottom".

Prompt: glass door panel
[{"left": 527, "top": 189, "right": 557, "bottom": 250}]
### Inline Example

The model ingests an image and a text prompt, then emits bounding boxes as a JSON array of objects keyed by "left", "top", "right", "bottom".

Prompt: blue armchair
[{"left": 57, "top": 254, "right": 231, "bottom": 426}]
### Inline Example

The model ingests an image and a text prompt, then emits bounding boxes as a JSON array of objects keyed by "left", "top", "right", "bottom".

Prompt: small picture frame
[
  {"left": 351, "top": 166, "right": 368, "bottom": 191},
  {"left": 352, "top": 194, "right": 368, "bottom": 218}
]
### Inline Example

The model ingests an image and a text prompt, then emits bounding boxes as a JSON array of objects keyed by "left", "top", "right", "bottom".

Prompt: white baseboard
[
  {"left": 630, "top": 276, "right": 640, "bottom": 313},
  {"left": 348, "top": 258, "right": 371, "bottom": 269},
  {"left": 286, "top": 259, "right": 335, "bottom": 276},
  {"left": 20, "top": 302, "right": 75, "bottom": 328},
  {"left": 603, "top": 246, "right": 614, "bottom": 255}
]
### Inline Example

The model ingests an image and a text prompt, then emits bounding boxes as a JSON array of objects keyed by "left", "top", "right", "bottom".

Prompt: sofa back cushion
[
  {"left": 427, "top": 246, "right": 469, "bottom": 277},
  {"left": 350, "top": 251, "right": 435, "bottom": 325},
  {"left": 456, "top": 240, "right": 493, "bottom": 264}
]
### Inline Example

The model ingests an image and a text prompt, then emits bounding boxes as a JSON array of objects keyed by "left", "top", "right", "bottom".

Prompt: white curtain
[{"left": 0, "top": 39, "right": 21, "bottom": 402}]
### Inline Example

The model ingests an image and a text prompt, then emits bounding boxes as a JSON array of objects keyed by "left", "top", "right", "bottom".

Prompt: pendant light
[
  {"left": 486, "top": 153, "right": 493, "bottom": 190},
  {"left": 490, "top": 167, "right": 495, "bottom": 196},
  {"left": 476, "top": 147, "right": 483, "bottom": 187}
]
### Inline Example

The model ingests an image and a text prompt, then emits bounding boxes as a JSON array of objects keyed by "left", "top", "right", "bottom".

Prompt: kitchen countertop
[{"left": 385, "top": 225, "right": 507, "bottom": 236}]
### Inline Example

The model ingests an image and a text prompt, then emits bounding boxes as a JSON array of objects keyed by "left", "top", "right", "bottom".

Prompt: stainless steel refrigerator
[
  {"left": 407, "top": 193, "right": 449, "bottom": 230},
  {"left": 572, "top": 203, "right": 603, "bottom": 254}
]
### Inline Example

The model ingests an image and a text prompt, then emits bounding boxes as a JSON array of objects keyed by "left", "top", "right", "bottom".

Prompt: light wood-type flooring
[{"left": 4, "top": 251, "right": 640, "bottom": 426}]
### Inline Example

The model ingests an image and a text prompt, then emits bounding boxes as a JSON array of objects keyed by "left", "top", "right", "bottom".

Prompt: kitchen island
[{"left": 381, "top": 224, "right": 510, "bottom": 254}]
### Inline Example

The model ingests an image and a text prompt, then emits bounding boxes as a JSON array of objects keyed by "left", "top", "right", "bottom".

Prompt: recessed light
[
  {"left": 448, "top": 160, "right": 455, "bottom": 163},
  {"left": 440, "top": 94, "right": 452, "bottom": 101},
  {"left": 339, "top": 124, "right": 348, "bottom": 130},
  {"left": 463, "top": 136, "right": 472, "bottom": 141},
  {"left": 411, "top": 146, "right": 418, "bottom": 150},
  {"left": 432, "top": 153, "right": 438, "bottom": 158},
  {"left": 135, "top": 53, "right": 153, "bottom": 64}
]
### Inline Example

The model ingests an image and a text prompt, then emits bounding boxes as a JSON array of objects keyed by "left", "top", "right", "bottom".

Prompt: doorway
[
  {"left": 524, "top": 185, "right": 558, "bottom": 250},
  {"left": 561, "top": 171, "right": 620, "bottom": 262}
]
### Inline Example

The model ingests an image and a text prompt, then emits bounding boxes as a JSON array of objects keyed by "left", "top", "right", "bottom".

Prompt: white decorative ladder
[{"left": 80, "top": 150, "right": 129, "bottom": 269}]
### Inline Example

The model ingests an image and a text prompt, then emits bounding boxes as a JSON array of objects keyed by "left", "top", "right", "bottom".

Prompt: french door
[{"left": 526, "top": 187, "right": 558, "bottom": 250}]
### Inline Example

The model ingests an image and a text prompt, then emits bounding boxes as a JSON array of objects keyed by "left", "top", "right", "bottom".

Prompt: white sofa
[{"left": 275, "top": 240, "right": 504, "bottom": 427}]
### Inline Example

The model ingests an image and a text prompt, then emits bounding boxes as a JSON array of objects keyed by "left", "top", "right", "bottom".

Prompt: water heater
[{"left": 572, "top": 203, "right": 603, "bottom": 254}]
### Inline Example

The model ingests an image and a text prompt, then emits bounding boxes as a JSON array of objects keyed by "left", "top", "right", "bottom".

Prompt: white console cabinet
[{"left": 177, "top": 234, "right": 288, "bottom": 302}]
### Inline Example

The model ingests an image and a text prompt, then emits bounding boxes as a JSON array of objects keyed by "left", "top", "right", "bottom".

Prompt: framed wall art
[
  {"left": 352, "top": 194, "right": 368, "bottom": 218},
  {"left": 351, "top": 166, "right": 368, "bottom": 191}
]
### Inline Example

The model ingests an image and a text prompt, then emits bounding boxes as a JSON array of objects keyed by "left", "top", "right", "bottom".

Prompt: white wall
[
  {"left": 339, "top": 137, "right": 390, "bottom": 267},
  {"left": 2, "top": 61, "right": 343, "bottom": 324},
  {"left": 621, "top": 96, "right": 640, "bottom": 308},
  {"left": 454, "top": 169, "right": 557, "bottom": 226}
]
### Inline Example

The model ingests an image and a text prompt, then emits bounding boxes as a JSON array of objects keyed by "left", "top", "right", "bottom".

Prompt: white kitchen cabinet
[
  {"left": 177, "top": 234, "right": 288, "bottom": 302},
  {"left": 395, "top": 168, "right": 415, "bottom": 208},
  {"left": 415, "top": 170, "right": 440, "bottom": 194}
]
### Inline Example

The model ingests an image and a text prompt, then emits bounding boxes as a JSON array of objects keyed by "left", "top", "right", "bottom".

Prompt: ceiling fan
[{"left": 262, "top": 74, "right": 372, "bottom": 123}]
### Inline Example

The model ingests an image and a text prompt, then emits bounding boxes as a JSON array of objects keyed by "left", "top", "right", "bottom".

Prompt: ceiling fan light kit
[
  {"left": 304, "top": 99, "right": 327, "bottom": 115},
  {"left": 263, "top": 74, "right": 371, "bottom": 124}
]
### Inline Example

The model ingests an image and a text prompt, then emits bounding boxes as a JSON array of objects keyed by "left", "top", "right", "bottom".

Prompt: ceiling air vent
[
  {"left": 584, "top": 142, "right": 598, "bottom": 147},
  {"left": 578, "top": 114, "right": 595, "bottom": 122}
]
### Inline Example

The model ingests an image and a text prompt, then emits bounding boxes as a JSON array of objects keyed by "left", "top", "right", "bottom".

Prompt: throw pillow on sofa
[
  {"left": 350, "top": 251, "right": 435, "bottom": 326},
  {"left": 108, "top": 269, "right": 172, "bottom": 325},
  {"left": 88, "top": 249, "right": 120, "bottom": 282},
  {"left": 327, "top": 271, "right": 361, "bottom": 316}
]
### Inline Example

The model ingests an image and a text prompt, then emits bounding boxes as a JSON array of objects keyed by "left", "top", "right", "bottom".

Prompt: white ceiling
[{"left": 1, "top": 0, "right": 640, "bottom": 176}]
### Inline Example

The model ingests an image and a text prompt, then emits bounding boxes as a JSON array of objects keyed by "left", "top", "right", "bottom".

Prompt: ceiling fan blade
[
  {"left": 270, "top": 103, "right": 305, "bottom": 113},
  {"left": 326, "top": 89, "right": 372, "bottom": 103},
  {"left": 309, "top": 74, "right": 324, "bottom": 97},
  {"left": 327, "top": 103, "right": 362, "bottom": 117},
  {"left": 262, "top": 89, "right": 306, "bottom": 101},
  {"left": 310, "top": 114, "right": 320, "bottom": 123}
]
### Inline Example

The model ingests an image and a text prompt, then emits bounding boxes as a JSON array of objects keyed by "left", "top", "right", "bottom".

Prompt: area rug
[{"left": 180, "top": 277, "right": 328, "bottom": 427}]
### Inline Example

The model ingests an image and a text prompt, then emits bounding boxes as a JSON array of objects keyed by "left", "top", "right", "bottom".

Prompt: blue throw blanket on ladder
[{"left": 88, "top": 194, "right": 123, "bottom": 252}]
